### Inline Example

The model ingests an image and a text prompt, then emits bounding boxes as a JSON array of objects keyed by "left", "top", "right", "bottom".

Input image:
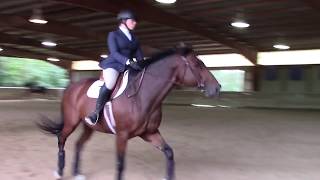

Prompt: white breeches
[{"left": 103, "top": 68, "right": 119, "bottom": 90}]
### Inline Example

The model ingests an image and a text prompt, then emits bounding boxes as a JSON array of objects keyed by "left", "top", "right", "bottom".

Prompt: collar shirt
[{"left": 119, "top": 26, "right": 132, "bottom": 41}]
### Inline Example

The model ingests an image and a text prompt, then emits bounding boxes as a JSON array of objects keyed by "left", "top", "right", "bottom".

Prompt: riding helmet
[{"left": 117, "top": 10, "right": 137, "bottom": 21}]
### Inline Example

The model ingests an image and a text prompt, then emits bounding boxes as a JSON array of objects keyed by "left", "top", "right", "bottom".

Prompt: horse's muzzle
[{"left": 204, "top": 84, "right": 221, "bottom": 97}]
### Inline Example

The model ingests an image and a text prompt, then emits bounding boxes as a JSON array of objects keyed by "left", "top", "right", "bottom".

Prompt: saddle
[
  {"left": 87, "top": 70, "right": 129, "bottom": 99},
  {"left": 87, "top": 69, "right": 145, "bottom": 100},
  {"left": 86, "top": 69, "right": 144, "bottom": 134}
]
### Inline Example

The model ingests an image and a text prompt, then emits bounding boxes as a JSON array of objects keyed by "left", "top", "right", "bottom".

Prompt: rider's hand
[{"left": 126, "top": 59, "right": 142, "bottom": 71}]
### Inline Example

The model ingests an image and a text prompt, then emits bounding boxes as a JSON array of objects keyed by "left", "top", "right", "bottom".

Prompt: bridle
[
  {"left": 180, "top": 56, "right": 205, "bottom": 90},
  {"left": 142, "top": 55, "right": 205, "bottom": 89},
  {"left": 127, "top": 54, "right": 206, "bottom": 97}
]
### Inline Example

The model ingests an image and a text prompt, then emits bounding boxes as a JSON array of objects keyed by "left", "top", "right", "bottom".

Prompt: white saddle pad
[
  {"left": 86, "top": 70, "right": 129, "bottom": 99},
  {"left": 103, "top": 102, "right": 116, "bottom": 134}
]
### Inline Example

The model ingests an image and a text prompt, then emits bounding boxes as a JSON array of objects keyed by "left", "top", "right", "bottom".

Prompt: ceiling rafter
[
  {"left": 177, "top": 0, "right": 225, "bottom": 7},
  {"left": 192, "top": 7, "right": 304, "bottom": 24},
  {"left": 0, "top": 32, "right": 100, "bottom": 59},
  {"left": 301, "top": 0, "right": 320, "bottom": 10},
  {"left": 0, "top": 47, "right": 72, "bottom": 69},
  {"left": 0, "top": 14, "right": 105, "bottom": 40},
  {"left": 51, "top": 0, "right": 258, "bottom": 64},
  {"left": 1, "top": 0, "right": 316, "bottom": 62},
  {"left": 0, "top": 44, "right": 82, "bottom": 61},
  {"left": 181, "top": 0, "right": 286, "bottom": 14}
]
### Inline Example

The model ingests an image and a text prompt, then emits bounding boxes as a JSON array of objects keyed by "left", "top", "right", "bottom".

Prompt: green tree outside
[
  {"left": 211, "top": 70, "right": 245, "bottom": 92},
  {"left": 0, "top": 56, "right": 69, "bottom": 88}
]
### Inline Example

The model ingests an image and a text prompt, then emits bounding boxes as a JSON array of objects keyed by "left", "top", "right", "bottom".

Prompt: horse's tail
[{"left": 37, "top": 115, "right": 64, "bottom": 137}]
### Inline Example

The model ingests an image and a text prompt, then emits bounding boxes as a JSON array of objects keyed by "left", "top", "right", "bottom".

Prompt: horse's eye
[{"left": 195, "top": 60, "right": 205, "bottom": 69}]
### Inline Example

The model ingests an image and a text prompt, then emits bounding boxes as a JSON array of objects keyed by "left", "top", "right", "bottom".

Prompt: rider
[{"left": 85, "top": 10, "right": 143, "bottom": 125}]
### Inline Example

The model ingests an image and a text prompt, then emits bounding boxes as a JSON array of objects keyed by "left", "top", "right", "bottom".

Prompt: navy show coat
[{"left": 99, "top": 28, "right": 144, "bottom": 72}]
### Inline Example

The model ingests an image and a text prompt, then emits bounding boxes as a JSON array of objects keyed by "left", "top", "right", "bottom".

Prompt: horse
[{"left": 38, "top": 46, "right": 221, "bottom": 180}]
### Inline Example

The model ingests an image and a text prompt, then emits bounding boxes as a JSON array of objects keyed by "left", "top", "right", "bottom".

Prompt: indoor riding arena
[{"left": 1, "top": 1, "right": 320, "bottom": 180}]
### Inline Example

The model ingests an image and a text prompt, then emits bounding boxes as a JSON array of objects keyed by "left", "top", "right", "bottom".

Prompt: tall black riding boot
[{"left": 85, "top": 85, "right": 111, "bottom": 125}]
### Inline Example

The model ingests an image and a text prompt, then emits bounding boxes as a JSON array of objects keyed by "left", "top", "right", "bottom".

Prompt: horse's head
[{"left": 175, "top": 47, "right": 221, "bottom": 97}]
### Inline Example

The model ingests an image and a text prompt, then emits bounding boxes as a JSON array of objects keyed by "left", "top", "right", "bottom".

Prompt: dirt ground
[{"left": 1, "top": 99, "right": 320, "bottom": 180}]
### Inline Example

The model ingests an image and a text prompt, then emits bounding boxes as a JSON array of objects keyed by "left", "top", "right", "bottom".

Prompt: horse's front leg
[
  {"left": 115, "top": 132, "right": 129, "bottom": 180},
  {"left": 140, "top": 130, "right": 175, "bottom": 180}
]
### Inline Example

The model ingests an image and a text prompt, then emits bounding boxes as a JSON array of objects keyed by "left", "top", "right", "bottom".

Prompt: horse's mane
[{"left": 138, "top": 47, "right": 193, "bottom": 68}]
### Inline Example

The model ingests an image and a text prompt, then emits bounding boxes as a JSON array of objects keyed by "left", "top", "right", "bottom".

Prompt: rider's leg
[{"left": 85, "top": 68, "right": 119, "bottom": 125}]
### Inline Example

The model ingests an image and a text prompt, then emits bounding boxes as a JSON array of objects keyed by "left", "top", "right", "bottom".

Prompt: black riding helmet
[{"left": 117, "top": 10, "right": 137, "bottom": 21}]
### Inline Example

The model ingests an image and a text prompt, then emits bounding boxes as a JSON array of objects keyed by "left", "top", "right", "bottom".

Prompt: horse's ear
[
  {"left": 175, "top": 42, "right": 192, "bottom": 56},
  {"left": 177, "top": 42, "right": 187, "bottom": 48}
]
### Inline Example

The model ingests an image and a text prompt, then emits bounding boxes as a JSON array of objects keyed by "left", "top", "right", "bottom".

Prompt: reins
[{"left": 126, "top": 54, "right": 205, "bottom": 98}]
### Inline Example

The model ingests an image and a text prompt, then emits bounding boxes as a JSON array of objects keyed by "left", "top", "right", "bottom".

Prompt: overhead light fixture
[
  {"left": 29, "top": 8, "right": 48, "bottom": 24},
  {"left": 100, "top": 54, "right": 108, "bottom": 58},
  {"left": 42, "top": 41, "right": 57, "bottom": 47},
  {"left": 273, "top": 44, "right": 290, "bottom": 50},
  {"left": 29, "top": 18, "right": 48, "bottom": 24},
  {"left": 0, "top": 48, "right": 3, "bottom": 52},
  {"left": 47, "top": 57, "right": 60, "bottom": 62},
  {"left": 155, "top": 0, "right": 176, "bottom": 4},
  {"left": 231, "top": 21, "right": 250, "bottom": 28}
]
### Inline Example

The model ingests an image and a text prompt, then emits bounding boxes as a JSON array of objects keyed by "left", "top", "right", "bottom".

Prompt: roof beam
[
  {"left": 301, "top": 0, "right": 320, "bottom": 10},
  {"left": 0, "top": 45, "right": 82, "bottom": 61},
  {"left": 0, "top": 14, "right": 105, "bottom": 40},
  {"left": 0, "top": 47, "right": 72, "bottom": 69},
  {"left": 0, "top": 33, "right": 100, "bottom": 59},
  {"left": 51, "top": 0, "right": 258, "bottom": 63}
]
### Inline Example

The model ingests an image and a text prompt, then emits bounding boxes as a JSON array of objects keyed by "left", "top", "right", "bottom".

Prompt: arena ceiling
[{"left": 0, "top": 0, "right": 319, "bottom": 68}]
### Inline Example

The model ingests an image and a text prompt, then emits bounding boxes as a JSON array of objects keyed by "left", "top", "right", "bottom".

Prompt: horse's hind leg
[
  {"left": 72, "top": 124, "right": 94, "bottom": 177},
  {"left": 55, "top": 113, "right": 81, "bottom": 179},
  {"left": 140, "top": 130, "right": 175, "bottom": 180}
]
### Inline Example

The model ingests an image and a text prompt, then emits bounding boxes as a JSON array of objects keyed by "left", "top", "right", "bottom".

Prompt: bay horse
[{"left": 38, "top": 46, "right": 221, "bottom": 180}]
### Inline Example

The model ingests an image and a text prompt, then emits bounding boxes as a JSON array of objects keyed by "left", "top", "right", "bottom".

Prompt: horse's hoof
[
  {"left": 74, "top": 174, "right": 86, "bottom": 180},
  {"left": 53, "top": 170, "right": 62, "bottom": 179}
]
